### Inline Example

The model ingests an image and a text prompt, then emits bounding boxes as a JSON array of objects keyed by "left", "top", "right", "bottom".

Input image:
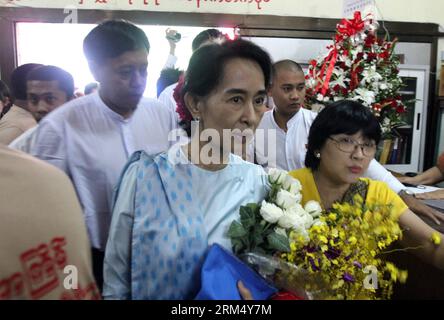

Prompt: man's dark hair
[
  {"left": 180, "top": 39, "right": 273, "bottom": 136},
  {"left": 27, "top": 65, "right": 75, "bottom": 99},
  {"left": 191, "top": 28, "right": 223, "bottom": 52},
  {"left": 0, "top": 80, "right": 11, "bottom": 103},
  {"left": 84, "top": 82, "right": 99, "bottom": 95},
  {"left": 0, "top": 80, "right": 13, "bottom": 118},
  {"left": 10, "top": 63, "right": 43, "bottom": 100},
  {"left": 83, "top": 19, "right": 150, "bottom": 62},
  {"left": 305, "top": 100, "right": 381, "bottom": 171},
  {"left": 272, "top": 59, "right": 304, "bottom": 79},
  {"left": 157, "top": 68, "right": 183, "bottom": 97}
]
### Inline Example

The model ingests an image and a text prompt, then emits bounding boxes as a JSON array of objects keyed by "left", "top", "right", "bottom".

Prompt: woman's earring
[{"left": 315, "top": 152, "right": 321, "bottom": 159}]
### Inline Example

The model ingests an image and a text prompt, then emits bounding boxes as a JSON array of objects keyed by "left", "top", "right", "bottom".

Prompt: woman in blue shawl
[{"left": 103, "top": 39, "right": 273, "bottom": 300}]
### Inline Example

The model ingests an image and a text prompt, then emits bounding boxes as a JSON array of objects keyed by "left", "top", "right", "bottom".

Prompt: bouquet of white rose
[
  {"left": 228, "top": 168, "right": 322, "bottom": 256},
  {"left": 227, "top": 169, "right": 327, "bottom": 299}
]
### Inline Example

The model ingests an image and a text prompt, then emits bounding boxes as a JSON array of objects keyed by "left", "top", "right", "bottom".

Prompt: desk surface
[
  {"left": 405, "top": 186, "right": 444, "bottom": 233},
  {"left": 422, "top": 199, "right": 444, "bottom": 211},
  {"left": 390, "top": 198, "right": 444, "bottom": 299}
]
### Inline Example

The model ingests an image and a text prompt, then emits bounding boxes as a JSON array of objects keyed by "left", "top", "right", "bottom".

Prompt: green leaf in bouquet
[
  {"left": 267, "top": 232, "right": 291, "bottom": 253},
  {"left": 227, "top": 221, "right": 247, "bottom": 238},
  {"left": 239, "top": 205, "right": 256, "bottom": 229},
  {"left": 267, "top": 183, "right": 281, "bottom": 203},
  {"left": 231, "top": 238, "right": 246, "bottom": 255},
  {"left": 252, "top": 227, "right": 265, "bottom": 247},
  {"left": 245, "top": 203, "right": 260, "bottom": 213}
]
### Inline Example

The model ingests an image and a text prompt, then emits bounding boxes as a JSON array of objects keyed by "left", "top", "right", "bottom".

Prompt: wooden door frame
[{"left": 0, "top": 7, "right": 442, "bottom": 167}]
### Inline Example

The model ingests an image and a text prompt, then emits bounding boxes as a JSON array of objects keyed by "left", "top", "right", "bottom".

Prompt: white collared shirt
[
  {"left": 31, "top": 92, "right": 178, "bottom": 250},
  {"left": 9, "top": 125, "right": 38, "bottom": 153},
  {"left": 158, "top": 83, "right": 179, "bottom": 116},
  {"left": 163, "top": 53, "right": 178, "bottom": 70},
  {"left": 252, "top": 108, "right": 404, "bottom": 194},
  {"left": 254, "top": 108, "right": 317, "bottom": 170}
]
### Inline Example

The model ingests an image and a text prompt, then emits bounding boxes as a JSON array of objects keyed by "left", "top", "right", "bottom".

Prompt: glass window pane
[{"left": 16, "top": 23, "right": 233, "bottom": 98}]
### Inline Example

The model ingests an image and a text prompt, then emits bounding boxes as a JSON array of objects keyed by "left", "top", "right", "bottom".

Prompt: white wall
[
  {"left": 249, "top": 37, "right": 432, "bottom": 67},
  {"left": 249, "top": 0, "right": 444, "bottom": 79}
]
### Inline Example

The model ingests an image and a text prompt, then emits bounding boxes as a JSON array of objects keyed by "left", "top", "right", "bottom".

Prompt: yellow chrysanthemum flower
[
  {"left": 399, "top": 270, "right": 408, "bottom": 283},
  {"left": 431, "top": 232, "right": 441, "bottom": 246},
  {"left": 348, "top": 236, "right": 357, "bottom": 245},
  {"left": 281, "top": 196, "right": 406, "bottom": 299}
]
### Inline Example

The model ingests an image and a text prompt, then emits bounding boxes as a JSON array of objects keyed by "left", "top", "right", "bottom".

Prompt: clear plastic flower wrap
[
  {"left": 239, "top": 252, "right": 328, "bottom": 300},
  {"left": 228, "top": 169, "right": 426, "bottom": 299}
]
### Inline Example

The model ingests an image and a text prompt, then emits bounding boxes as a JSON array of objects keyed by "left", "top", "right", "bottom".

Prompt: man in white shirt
[
  {"left": 163, "top": 28, "right": 180, "bottom": 70},
  {"left": 9, "top": 65, "right": 74, "bottom": 152},
  {"left": 158, "top": 28, "right": 225, "bottom": 117},
  {"left": 31, "top": 20, "right": 177, "bottom": 291},
  {"left": 155, "top": 28, "right": 182, "bottom": 98},
  {"left": 253, "top": 59, "right": 444, "bottom": 225}
]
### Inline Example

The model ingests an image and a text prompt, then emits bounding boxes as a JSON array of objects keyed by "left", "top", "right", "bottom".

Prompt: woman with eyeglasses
[{"left": 289, "top": 100, "right": 444, "bottom": 271}]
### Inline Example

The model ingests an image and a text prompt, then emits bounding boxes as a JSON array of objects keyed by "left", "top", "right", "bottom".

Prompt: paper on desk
[
  {"left": 405, "top": 185, "right": 441, "bottom": 194},
  {"left": 405, "top": 185, "right": 444, "bottom": 212}
]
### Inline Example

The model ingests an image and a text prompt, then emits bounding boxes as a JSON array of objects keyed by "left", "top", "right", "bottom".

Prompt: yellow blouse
[{"left": 289, "top": 167, "right": 408, "bottom": 219}]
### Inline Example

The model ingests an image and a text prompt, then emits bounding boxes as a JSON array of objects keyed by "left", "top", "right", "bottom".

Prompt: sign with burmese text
[
  {"left": 342, "top": 0, "right": 375, "bottom": 18},
  {"left": 0, "top": 0, "right": 279, "bottom": 14}
]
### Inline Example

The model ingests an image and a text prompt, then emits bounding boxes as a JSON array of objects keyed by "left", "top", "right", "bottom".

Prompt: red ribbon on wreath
[
  {"left": 337, "top": 11, "right": 365, "bottom": 37},
  {"left": 315, "top": 48, "right": 338, "bottom": 96}
]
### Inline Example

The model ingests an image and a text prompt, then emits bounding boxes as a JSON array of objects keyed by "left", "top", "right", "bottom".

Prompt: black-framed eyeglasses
[{"left": 328, "top": 137, "right": 376, "bottom": 157}]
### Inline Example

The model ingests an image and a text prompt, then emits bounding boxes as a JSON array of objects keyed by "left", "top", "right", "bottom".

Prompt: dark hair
[
  {"left": 180, "top": 39, "right": 273, "bottom": 137},
  {"left": 191, "top": 28, "right": 223, "bottom": 52},
  {"left": 273, "top": 59, "right": 303, "bottom": 76},
  {"left": 83, "top": 19, "right": 150, "bottom": 62},
  {"left": 273, "top": 59, "right": 304, "bottom": 72},
  {"left": 305, "top": 100, "right": 381, "bottom": 170},
  {"left": 0, "top": 80, "right": 12, "bottom": 118},
  {"left": 0, "top": 80, "right": 11, "bottom": 102},
  {"left": 27, "top": 65, "right": 75, "bottom": 98},
  {"left": 84, "top": 82, "right": 99, "bottom": 95},
  {"left": 10, "top": 63, "right": 43, "bottom": 100},
  {"left": 157, "top": 67, "right": 183, "bottom": 97}
]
